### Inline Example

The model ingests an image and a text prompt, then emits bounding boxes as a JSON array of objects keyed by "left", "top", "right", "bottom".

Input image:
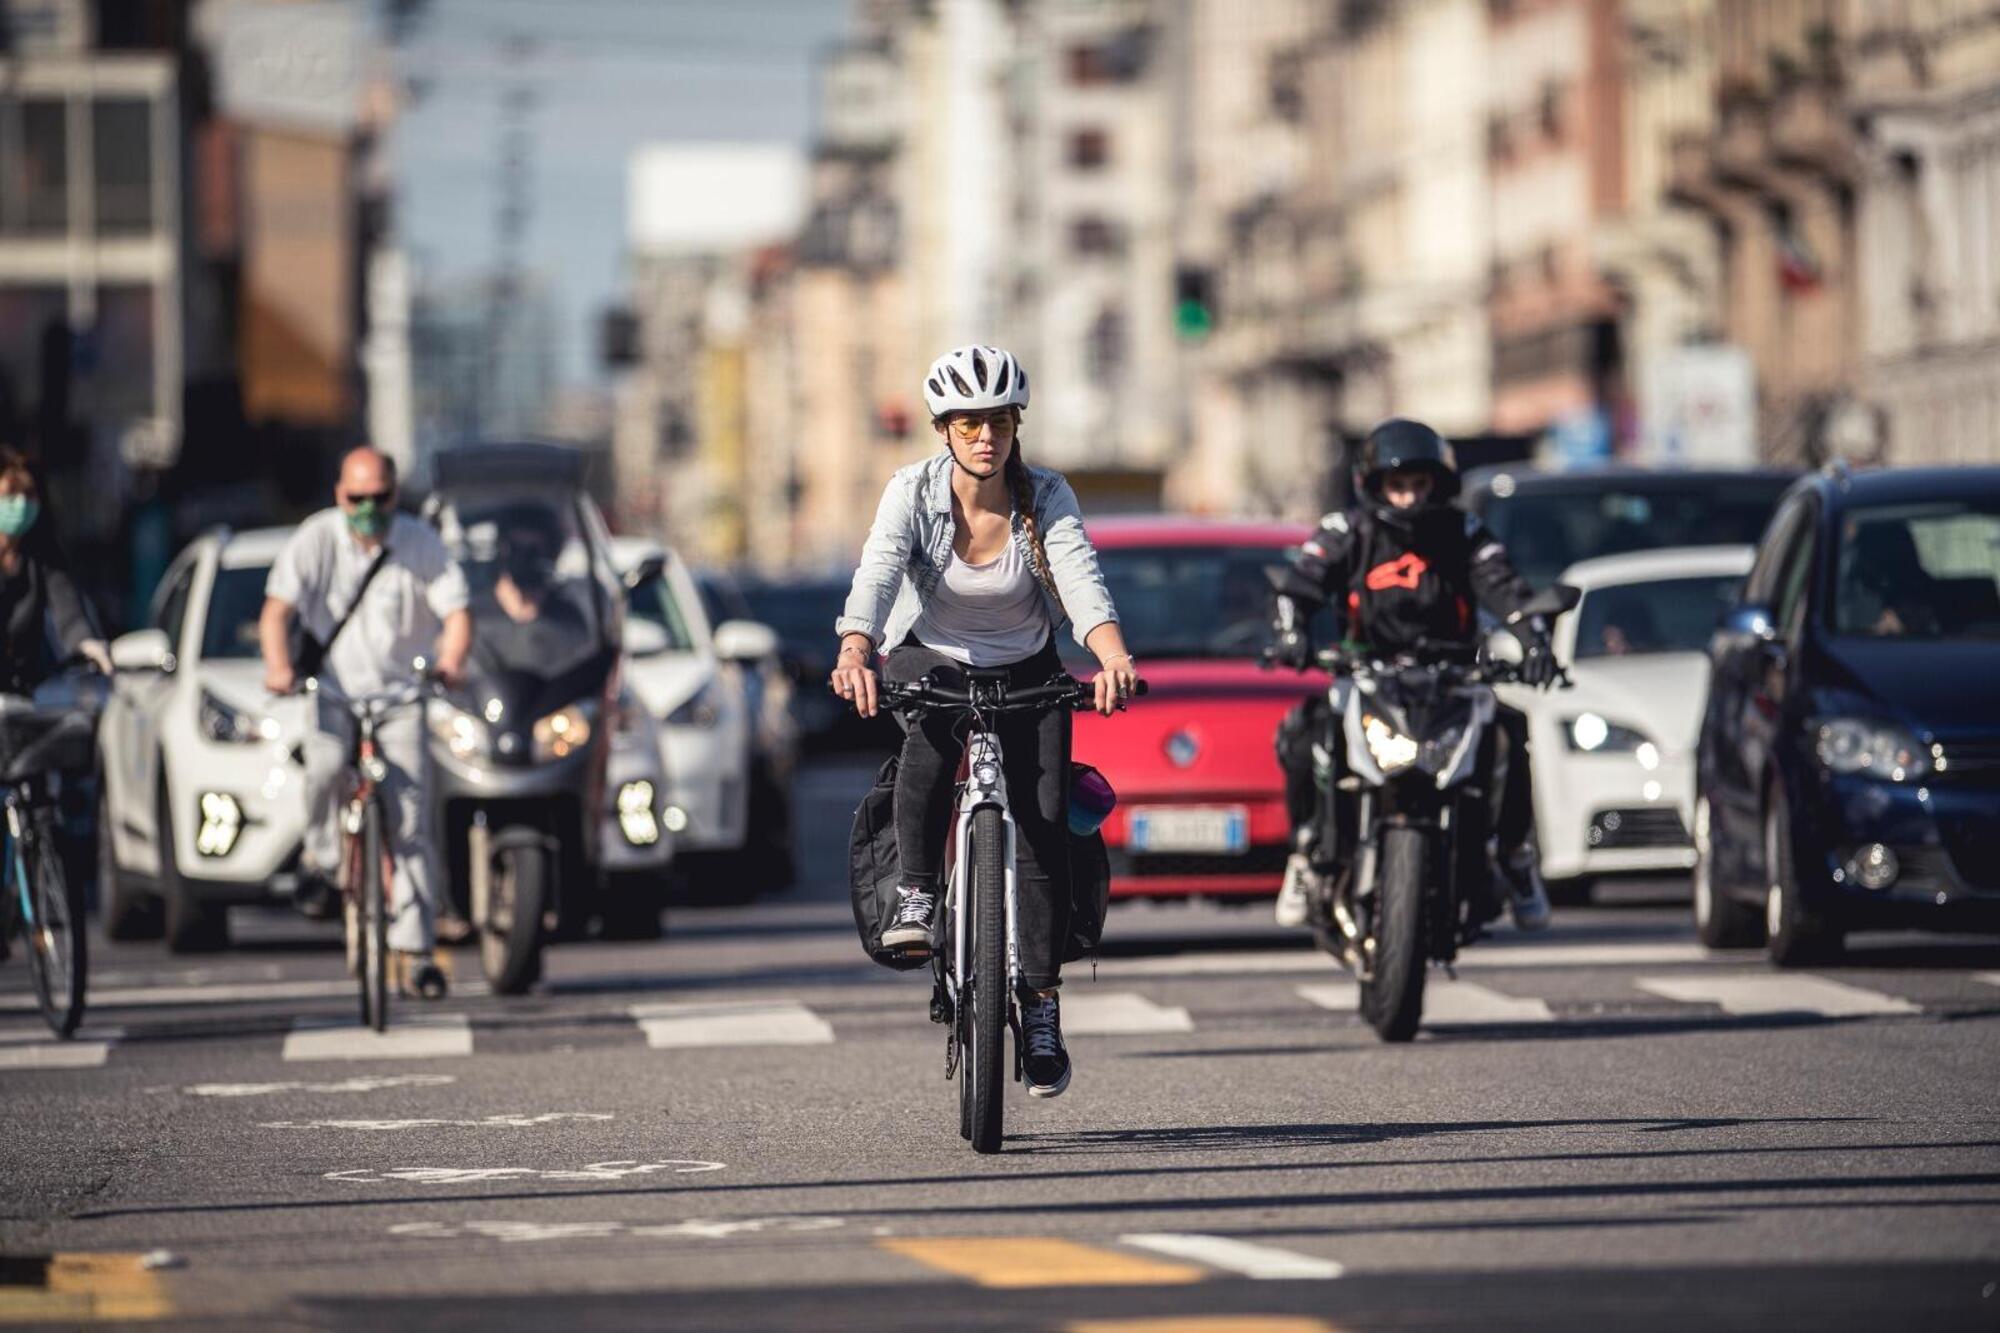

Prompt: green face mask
[
  {"left": 0, "top": 494, "right": 40, "bottom": 539},
  {"left": 344, "top": 499, "right": 389, "bottom": 539}
]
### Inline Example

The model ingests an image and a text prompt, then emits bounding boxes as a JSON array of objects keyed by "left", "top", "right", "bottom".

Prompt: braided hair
[{"left": 1003, "top": 441, "right": 1063, "bottom": 615}]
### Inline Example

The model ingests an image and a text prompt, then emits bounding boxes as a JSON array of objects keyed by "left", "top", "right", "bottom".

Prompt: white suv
[
  {"left": 98, "top": 527, "right": 316, "bottom": 951},
  {"left": 613, "top": 537, "right": 795, "bottom": 900}
]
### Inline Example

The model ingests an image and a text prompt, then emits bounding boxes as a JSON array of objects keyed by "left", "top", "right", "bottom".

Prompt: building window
[
  {"left": 1068, "top": 43, "right": 1113, "bottom": 86},
  {"left": 1, "top": 99, "right": 71, "bottom": 234},
  {"left": 1539, "top": 81, "right": 1566, "bottom": 141},
  {"left": 1071, "top": 216, "right": 1124, "bottom": 257},
  {"left": 1087, "top": 305, "right": 1127, "bottom": 381},
  {"left": 1065, "top": 28, "right": 1149, "bottom": 86},
  {"left": 1068, "top": 127, "right": 1110, "bottom": 170},
  {"left": 93, "top": 99, "right": 155, "bottom": 235}
]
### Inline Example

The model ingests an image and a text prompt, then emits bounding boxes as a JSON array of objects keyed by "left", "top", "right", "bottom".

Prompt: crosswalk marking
[
  {"left": 1119, "top": 1233, "right": 1344, "bottom": 1280},
  {"left": 0, "top": 1027, "right": 118, "bottom": 1070},
  {"left": 1062, "top": 992, "right": 1193, "bottom": 1035},
  {"left": 1296, "top": 981, "right": 1553, "bottom": 1024},
  {"left": 1069, "top": 1321, "right": 1341, "bottom": 1333},
  {"left": 1636, "top": 975, "right": 1920, "bottom": 1018},
  {"left": 878, "top": 1237, "right": 1205, "bottom": 1288},
  {"left": 1975, "top": 973, "right": 2000, "bottom": 990},
  {"left": 1104, "top": 939, "right": 1711, "bottom": 978},
  {"left": 0, "top": 978, "right": 490, "bottom": 1015},
  {"left": 281, "top": 1016, "right": 473, "bottom": 1062},
  {"left": 629, "top": 1000, "right": 834, "bottom": 1049}
]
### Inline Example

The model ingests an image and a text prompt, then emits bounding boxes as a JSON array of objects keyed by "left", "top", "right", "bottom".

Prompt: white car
[
  {"left": 1499, "top": 545, "right": 1756, "bottom": 902},
  {"left": 98, "top": 527, "right": 317, "bottom": 951},
  {"left": 612, "top": 537, "right": 794, "bottom": 900}
]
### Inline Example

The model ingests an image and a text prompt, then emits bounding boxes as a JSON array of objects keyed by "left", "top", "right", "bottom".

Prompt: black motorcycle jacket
[{"left": 1275, "top": 503, "right": 1538, "bottom": 651}]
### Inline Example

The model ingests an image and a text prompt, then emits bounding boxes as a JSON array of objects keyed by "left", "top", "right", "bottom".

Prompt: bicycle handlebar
[
  {"left": 878, "top": 674, "right": 1150, "bottom": 715},
  {"left": 1262, "top": 641, "right": 1572, "bottom": 689}
]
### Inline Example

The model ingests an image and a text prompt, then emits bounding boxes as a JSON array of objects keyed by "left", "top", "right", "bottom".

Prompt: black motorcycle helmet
[{"left": 1355, "top": 418, "right": 1460, "bottom": 527}]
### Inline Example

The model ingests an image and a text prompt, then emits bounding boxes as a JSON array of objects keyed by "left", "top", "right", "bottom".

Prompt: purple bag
[{"left": 1068, "top": 762, "right": 1117, "bottom": 837}]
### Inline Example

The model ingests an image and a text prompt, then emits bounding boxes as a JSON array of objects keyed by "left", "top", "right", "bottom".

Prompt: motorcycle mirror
[
  {"left": 622, "top": 555, "right": 667, "bottom": 591},
  {"left": 1521, "top": 583, "right": 1582, "bottom": 617}
]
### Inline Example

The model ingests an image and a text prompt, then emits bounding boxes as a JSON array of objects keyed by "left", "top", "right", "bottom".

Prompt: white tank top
[{"left": 912, "top": 537, "right": 1052, "bottom": 666}]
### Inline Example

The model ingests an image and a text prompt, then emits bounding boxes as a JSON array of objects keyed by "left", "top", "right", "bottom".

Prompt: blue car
[{"left": 1694, "top": 464, "right": 2000, "bottom": 964}]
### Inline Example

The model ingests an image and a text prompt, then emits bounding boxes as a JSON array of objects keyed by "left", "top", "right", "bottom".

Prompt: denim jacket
[{"left": 836, "top": 452, "right": 1119, "bottom": 654}]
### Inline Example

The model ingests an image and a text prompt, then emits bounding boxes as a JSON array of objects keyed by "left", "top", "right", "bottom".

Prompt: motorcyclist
[
  {"left": 469, "top": 503, "right": 588, "bottom": 675},
  {"left": 1267, "top": 418, "right": 1556, "bottom": 932}
]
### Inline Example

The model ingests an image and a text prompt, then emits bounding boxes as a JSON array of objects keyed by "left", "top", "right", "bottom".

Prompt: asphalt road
[{"left": 2, "top": 755, "right": 1997, "bottom": 1330}]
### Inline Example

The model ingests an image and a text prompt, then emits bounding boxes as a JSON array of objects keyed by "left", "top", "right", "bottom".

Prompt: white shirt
[
  {"left": 911, "top": 538, "right": 1052, "bottom": 666},
  {"left": 266, "top": 508, "right": 469, "bottom": 695}
]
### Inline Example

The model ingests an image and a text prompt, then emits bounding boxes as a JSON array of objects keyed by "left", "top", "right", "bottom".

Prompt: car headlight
[
  {"left": 1361, "top": 712, "right": 1418, "bottom": 773},
  {"left": 1815, "top": 717, "right": 1929, "bottom": 782},
  {"left": 199, "top": 690, "right": 278, "bottom": 745},
  {"left": 428, "top": 702, "right": 493, "bottom": 762},
  {"left": 668, "top": 678, "right": 723, "bottom": 728},
  {"left": 1565, "top": 712, "right": 1651, "bottom": 754},
  {"left": 533, "top": 702, "right": 596, "bottom": 761}
]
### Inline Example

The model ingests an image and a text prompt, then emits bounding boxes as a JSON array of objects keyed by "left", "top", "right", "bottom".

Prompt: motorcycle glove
[
  {"left": 1509, "top": 616, "right": 1560, "bottom": 689},
  {"left": 1269, "top": 596, "right": 1314, "bottom": 670}
]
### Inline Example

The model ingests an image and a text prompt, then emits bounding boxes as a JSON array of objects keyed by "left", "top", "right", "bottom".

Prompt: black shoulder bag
[{"left": 293, "top": 546, "right": 389, "bottom": 679}]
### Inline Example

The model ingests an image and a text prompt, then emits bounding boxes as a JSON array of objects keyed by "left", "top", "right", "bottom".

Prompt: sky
[{"left": 392, "top": 0, "right": 852, "bottom": 383}]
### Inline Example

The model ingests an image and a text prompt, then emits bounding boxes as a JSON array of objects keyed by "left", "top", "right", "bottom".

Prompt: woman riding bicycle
[{"left": 832, "top": 345, "right": 1135, "bottom": 1099}]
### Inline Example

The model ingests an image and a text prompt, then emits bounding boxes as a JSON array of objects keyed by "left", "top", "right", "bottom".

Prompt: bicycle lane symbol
[{"left": 324, "top": 1160, "right": 727, "bottom": 1185}]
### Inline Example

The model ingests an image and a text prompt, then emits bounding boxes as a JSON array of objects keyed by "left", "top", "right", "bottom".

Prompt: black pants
[
  {"left": 886, "top": 637, "right": 1072, "bottom": 992},
  {"left": 1276, "top": 691, "right": 1535, "bottom": 869}
]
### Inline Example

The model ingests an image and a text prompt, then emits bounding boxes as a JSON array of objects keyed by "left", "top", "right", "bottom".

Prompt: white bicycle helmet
[{"left": 922, "top": 345, "right": 1030, "bottom": 419}]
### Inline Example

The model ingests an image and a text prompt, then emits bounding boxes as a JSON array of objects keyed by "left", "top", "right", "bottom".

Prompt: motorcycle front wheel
[
  {"left": 1359, "top": 825, "right": 1428, "bottom": 1043},
  {"left": 482, "top": 838, "right": 548, "bottom": 996}
]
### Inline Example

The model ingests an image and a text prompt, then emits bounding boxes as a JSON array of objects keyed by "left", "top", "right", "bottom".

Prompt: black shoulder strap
[{"left": 323, "top": 546, "right": 390, "bottom": 657}]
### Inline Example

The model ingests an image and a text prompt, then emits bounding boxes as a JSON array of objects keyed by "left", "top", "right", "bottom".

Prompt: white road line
[
  {"left": 0, "top": 978, "right": 489, "bottom": 1013},
  {"left": 1100, "top": 939, "right": 1711, "bottom": 978},
  {"left": 1061, "top": 991, "right": 1194, "bottom": 1035},
  {"left": 0, "top": 1026, "right": 122, "bottom": 1070},
  {"left": 629, "top": 1000, "right": 834, "bottom": 1049},
  {"left": 1636, "top": 975, "right": 1921, "bottom": 1018},
  {"left": 282, "top": 1016, "right": 474, "bottom": 1062},
  {"left": 1296, "top": 981, "right": 1553, "bottom": 1025},
  {"left": 1120, "top": 1233, "right": 1344, "bottom": 1280},
  {"left": 1975, "top": 973, "right": 2000, "bottom": 990}
]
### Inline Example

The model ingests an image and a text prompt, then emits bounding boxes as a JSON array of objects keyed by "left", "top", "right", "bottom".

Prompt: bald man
[{"left": 260, "top": 446, "right": 472, "bottom": 992}]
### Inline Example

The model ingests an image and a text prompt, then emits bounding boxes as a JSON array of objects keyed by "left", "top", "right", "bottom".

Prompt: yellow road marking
[
  {"left": 877, "top": 1237, "right": 1206, "bottom": 1288},
  {"left": 0, "top": 1253, "right": 172, "bottom": 1323},
  {"left": 1064, "top": 1312, "right": 1344, "bottom": 1320}
]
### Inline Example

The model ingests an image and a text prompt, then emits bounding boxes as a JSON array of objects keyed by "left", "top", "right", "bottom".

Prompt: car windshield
[
  {"left": 200, "top": 565, "right": 271, "bottom": 660},
  {"left": 625, "top": 572, "right": 698, "bottom": 653},
  {"left": 437, "top": 493, "right": 607, "bottom": 675},
  {"left": 1060, "top": 544, "right": 1332, "bottom": 664},
  {"left": 1475, "top": 477, "right": 1791, "bottom": 588},
  {"left": 1573, "top": 574, "right": 1743, "bottom": 660},
  {"left": 1832, "top": 501, "right": 2000, "bottom": 641}
]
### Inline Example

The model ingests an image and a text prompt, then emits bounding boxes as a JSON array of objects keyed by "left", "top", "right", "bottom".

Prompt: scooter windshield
[{"left": 438, "top": 494, "right": 610, "bottom": 683}]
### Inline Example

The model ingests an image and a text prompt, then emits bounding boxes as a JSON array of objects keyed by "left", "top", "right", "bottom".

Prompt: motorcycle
[
  {"left": 423, "top": 445, "right": 636, "bottom": 993},
  {"left": 1273, "top": 584, "right": 1579, "bottom": 1042}
]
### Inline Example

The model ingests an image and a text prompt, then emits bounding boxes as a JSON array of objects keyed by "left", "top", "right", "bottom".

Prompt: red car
[{"left": 1067, "top": 518, "right": 1329, "bottom": 900}]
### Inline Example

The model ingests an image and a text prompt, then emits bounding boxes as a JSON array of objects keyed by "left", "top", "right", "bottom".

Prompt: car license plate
[{"left": 1128, "top": 806, "right": 1249, "bottom": 855}]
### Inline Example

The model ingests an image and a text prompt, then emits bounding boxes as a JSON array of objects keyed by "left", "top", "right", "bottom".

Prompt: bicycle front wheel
[
  {"left": 26, "top": 806, "right": 87, "bottom": 1038},
  {"left": 361, "top": 798, "right": 390, "bottom": 1032},
  {"left": 962, "top": 806, "right": 1007, "bottom": 1155}
]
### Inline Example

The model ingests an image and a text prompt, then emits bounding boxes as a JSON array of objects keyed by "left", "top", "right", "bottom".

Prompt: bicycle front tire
[
  {"left": 26, "top": 806, "right": 86, "bottom": 1039},
  {"left": 964, "top": 806, "right": 1007, "bottom": 1155},
  {"left": 362, "top": 797, "right": 390, "bottom": 1032}
]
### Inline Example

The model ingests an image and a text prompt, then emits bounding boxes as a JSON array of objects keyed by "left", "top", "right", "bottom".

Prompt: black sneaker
[
  {"left": 1020, "top": 992, "right": 1071, "bottom": 1098},
  {"left": 880, "top": 885, "right": 937, "bottom": 951}
]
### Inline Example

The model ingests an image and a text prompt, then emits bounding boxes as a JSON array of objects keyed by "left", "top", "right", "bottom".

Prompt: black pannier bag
[{"left": 848, "top": 756, "right": 1112, "bottom": 971}]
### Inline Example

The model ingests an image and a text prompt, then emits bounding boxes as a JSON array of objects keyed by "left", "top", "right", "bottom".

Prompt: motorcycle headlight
[
  {"left": 533, "top": 702, "right": 596, "bottom": 761},
  {"left": 668, "top": 678, "right": 723, "bottom": 729},
  {"left": 428, "top": 701, "right": 493, "bottom": 762},
  {"left": 199, "top": 690, "right": 277, "bottom": 745},
  {"left": 1361, "top": 712, "right": 1419, "bottom": 773},
  {"left": 1815, "top": 717, "right": 1929, "bottom": 782},
  {"left": 1565, "top": 712, "right": 1651, "bottom": 754}
]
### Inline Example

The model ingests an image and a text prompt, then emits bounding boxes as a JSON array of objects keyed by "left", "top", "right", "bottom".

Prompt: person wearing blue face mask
[{"left": 0, "top": 447, "right": 112, "bottom": 695}]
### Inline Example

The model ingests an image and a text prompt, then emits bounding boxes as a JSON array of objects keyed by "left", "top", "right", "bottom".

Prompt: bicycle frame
[
  {"left": 3, "top": 785, "right": 33, "bottom": 936},
  {"left": 945, "top": 728, "right": 1020, "bottom": 1027}
]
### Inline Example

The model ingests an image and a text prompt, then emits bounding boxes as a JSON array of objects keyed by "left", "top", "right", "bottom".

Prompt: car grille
[
  {"left": 1586, "top": 807, "right": 1689, "bottom": 850},
  {"left": 1110, "top": 845, "right": 1289, "bottom": 878},
  {"left": 1938, "top": 816, "right": 2000, "bottom": 893}
]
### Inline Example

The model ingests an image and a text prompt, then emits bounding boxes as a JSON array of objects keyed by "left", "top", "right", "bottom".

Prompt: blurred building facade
[
  {"left": 0, "top": 0, "right": 402, "bottom": 626},
  {"left": 605, "top": 0, "right": 1994, "bottom": 577}
]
